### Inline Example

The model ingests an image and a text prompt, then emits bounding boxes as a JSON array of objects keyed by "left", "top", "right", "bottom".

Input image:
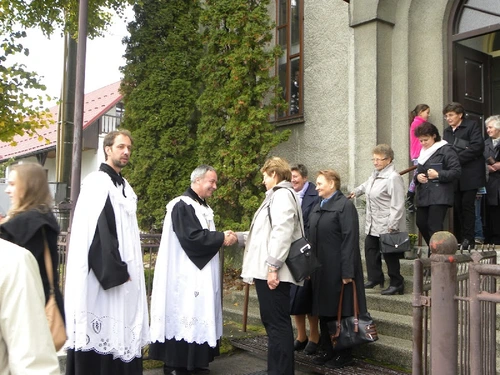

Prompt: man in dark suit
[
  {"left": 442, "top": 102, "right": 486, "bottom": 249},
  {"left": 289, "top": 164, "right": 321, "bottom": 355}
]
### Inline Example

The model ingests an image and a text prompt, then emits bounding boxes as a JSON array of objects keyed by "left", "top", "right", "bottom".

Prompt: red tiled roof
[{"left": 0, "top": 81, "right": 122, "bottom": 161}]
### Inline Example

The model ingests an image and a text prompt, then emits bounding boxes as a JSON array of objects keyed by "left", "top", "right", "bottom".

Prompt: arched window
[
  {"left": 453, "top": 0, "right": 500, "bottom": 36},
  {"left": 276, "top": 0, "right": 303, "bottom": 119}
]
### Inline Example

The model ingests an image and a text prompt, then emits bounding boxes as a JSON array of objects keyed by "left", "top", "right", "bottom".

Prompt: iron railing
[
  {"left": 412, "top": 246, "right": 498, "bottom": 374},
  {"left": 56, "top": 232, "right": 162, "bottom": 302}
]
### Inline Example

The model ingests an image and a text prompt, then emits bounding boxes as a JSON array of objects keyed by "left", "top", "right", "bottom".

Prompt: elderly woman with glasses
[{"left": 349, "top": 144, "right": 406, "bottom": 296}]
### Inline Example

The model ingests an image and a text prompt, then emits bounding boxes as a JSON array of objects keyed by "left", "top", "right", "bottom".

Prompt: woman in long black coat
[
  {"left": 309, "top": 169, "right": 367, "bottom": 370},
  {"left": 0, "top": 163, "right": 64, "bottom": 319}
]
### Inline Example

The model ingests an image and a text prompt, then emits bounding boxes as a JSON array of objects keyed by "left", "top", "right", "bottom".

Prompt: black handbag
[
  {"left": 327, "top": 280, "right": 378, "bottom": 350},
  {"left": 268, "top": 187, "right": 321, "bottom": 282},
  {"left": 379, "top": 231, "right": 410, "bottom": 254},
  {"left": 285, "top": 236, "right": 321, "bottom": 282}
]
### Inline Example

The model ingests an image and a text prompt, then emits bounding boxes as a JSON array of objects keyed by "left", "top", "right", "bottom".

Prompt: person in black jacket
[
  {"left": 442, "top": 102, "right": 485, "bottom": 249},
  {"left": 484, "top": 115, "right": 500, "bottom": 244},
  {"left": 309, "top": 170, "right": 367, "bottom": 370},
  {"left": 289, "top": 164, "right": 320, "bottom": 355},
  {"left": 0, "top": 163, "right": 64, "bottom": 322},
  {"left": 414, "top": 123, "right": 461, "bottom": 250}
]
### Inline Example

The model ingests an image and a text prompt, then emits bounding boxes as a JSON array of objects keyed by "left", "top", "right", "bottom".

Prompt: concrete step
[
  {"left": 354, "top": 333, "right": 412, "bottom": 370},
  {"left": 224, "top": 287, "right": 416, "bottom": 318},
  {"left": 223, "top": 293, "right": 414, "bottom": 342}
]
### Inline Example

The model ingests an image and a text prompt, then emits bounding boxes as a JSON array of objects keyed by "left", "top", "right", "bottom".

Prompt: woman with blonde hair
[
  {"left": 0, "top": 163, "right": 64, "bottom": 319},
  {"left": 238, "top": 157, "right": 304, "bottom": 375}
]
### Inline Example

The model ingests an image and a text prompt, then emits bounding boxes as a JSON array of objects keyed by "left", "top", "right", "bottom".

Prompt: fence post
[
  {"left": 429, "top": 231, "right": 458, "bottom": 375},
  {"left": 468, "top": 252, "right": 482, "bottom": 375}
]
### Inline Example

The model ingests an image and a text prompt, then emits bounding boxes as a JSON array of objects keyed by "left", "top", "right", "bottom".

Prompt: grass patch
[{"left": 362, "top": 357, "right": 411, "bottom": 373}]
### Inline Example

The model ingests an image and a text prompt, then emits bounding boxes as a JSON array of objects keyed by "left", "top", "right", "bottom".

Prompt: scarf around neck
[{"left": 417, "top": 140, "right": 448, "bottom": 165}]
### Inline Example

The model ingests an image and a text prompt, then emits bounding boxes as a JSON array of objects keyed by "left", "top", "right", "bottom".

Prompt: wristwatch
[{"left": 268, "top": 267, "right": 278, "bottom": 273}]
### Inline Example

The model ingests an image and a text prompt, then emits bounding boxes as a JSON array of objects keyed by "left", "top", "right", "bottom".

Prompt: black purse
[
  {"left": 327, "top": 280, "right": 378, "bottom": 350},
  {"left": 268, "top": 187, "right": 321, "bottom": 282},
  {"left": 285, "top": 236, "right": 321, "bottom": 282},
  {"left": 379, "top": 231, "right": 410, "bottom": 254}
]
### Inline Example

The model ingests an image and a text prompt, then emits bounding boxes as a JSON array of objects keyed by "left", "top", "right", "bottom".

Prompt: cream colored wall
[
  {"left": 272, "top": 0, "right": 352, "bottom": 188},
  {"left": 272, "top": 0, "right": 456, "bottom": 194}
]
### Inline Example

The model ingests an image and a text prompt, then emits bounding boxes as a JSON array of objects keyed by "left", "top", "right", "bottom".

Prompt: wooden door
[{"left": 454, "top": 43, "right": 492, "bottom": 129}]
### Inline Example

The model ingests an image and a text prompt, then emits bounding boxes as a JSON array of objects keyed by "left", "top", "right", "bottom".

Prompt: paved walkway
[{"left": 143, "top": 336, "right": 410, "bottom": 375}]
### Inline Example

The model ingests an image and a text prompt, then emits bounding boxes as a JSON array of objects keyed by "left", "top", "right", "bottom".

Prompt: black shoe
[
  {"left": 303, "top": 340, "right": 318, "bottom": 355},
  {"left": 312, "top": 352, "right": 334, "bottom": 365},
  {"left": 193, "top": 368, "right": 210, "bottom": 374},
  {"left": 381, "top": 284, "right": 404, "bottom": 296},
  {"left": 325, "top": 353, "right": 354, "bottom": 369},
  {"left": 293, "top": 338, "right": 308, "bottom": 351},
  {"left": 364, "top": 280, "right": 385, "bottom": 289}
]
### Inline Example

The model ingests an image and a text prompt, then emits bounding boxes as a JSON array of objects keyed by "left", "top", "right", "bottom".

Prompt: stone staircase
[
  {"left": 222, "top": 252, "right": 500, "bottom": 373},
  {"left": 223, "top": 257, "right": 417, "bottom": 371}
]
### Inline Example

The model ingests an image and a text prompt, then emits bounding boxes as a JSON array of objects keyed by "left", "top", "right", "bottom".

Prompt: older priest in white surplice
[{"left": 149, "top": 165, "right": 236, "bottom": 375}]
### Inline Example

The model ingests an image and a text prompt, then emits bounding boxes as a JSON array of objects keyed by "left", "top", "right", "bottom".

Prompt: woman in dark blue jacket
[{"left": 414, "top": 122, "right": 461, "bottom": 249}]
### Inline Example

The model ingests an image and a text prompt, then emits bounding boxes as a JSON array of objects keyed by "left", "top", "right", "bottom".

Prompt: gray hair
[
  {"left": 190, "top": 165, "right": 216, "bottom": 183},
  {"left": 291, "top": 164, "right": 308, "bottom": 178},
  {"left": 486, "top": 115, "right": 500, "bottom": 130}
]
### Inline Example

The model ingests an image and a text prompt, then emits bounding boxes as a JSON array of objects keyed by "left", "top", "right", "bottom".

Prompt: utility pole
[
  {"left": 69, "top": 0, "right": 89, "bottom": 225},
  {"left": 55, "top": 34, "right": 77, "bottom": 232}
]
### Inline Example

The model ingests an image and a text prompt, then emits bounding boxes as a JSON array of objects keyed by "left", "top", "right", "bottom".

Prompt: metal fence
[
  {"left": 56, "top": 232, "right": 162, "bottom": 302},
  {"left": 412, "top": 246, "right": 498, "bottom": 374}
]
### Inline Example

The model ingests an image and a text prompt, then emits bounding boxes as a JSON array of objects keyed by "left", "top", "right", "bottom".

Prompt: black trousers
[
  {"left": 416, "top": 205, "right": 449, "bottom": 248},
  {"left": 254, "top": 279, "right": 294, "bottom": 375},
  {"left": 365, "top": 234, "right": 403, "bottom": 287},
  {"left": 453, "top": 188, "right": 477, "bottom": 243},
  {"left": 486, "top": 204, "right": 500, "bottom": 244}
]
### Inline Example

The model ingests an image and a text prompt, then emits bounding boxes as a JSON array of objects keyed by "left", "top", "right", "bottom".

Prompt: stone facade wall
[{"left": 271, "top": 0, "right": 455, "bottom": 196}]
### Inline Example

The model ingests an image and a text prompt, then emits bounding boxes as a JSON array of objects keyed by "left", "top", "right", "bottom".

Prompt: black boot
[{"left": 406, "top": 192, "right": 415, "bottom": 213}]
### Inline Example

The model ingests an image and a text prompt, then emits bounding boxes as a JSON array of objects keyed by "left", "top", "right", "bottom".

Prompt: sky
[{"left": 11, "top": 7, "right": 133, "bottom": 107}]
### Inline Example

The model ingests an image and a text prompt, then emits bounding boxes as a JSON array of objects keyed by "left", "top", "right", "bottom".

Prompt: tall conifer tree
[
  {"left": 197, "top": 0, "right": 288, "bottom": 230},
  {"left": 120, "top": 0, "right": 202, "bottom": 231}
]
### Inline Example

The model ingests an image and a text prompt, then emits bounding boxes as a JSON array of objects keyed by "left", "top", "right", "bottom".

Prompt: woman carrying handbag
[
  {"left": 309, "top": 169, "right": 368, "bottom": 369},
  {"left": 0, "top": 163, "right": 65, "bottom": 350}
]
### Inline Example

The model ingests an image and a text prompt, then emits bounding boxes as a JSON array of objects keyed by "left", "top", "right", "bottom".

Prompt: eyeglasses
[{"left": 371, "top": 158, "right": 388, "bottom": 162}]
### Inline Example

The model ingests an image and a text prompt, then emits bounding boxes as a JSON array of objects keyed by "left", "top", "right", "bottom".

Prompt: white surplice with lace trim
[
  {"left": 150, "top": 196, "right": 222, "bottom": 348},
  {"left": 63, "top": 171, "right": 150, "bottom": 362}
]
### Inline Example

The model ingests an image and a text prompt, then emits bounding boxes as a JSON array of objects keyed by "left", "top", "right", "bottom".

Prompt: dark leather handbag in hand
[
  {"left": 268, "top": 187, "right": 321, "bottom": 282},
  {"left": 379, "top": 231, "right": 410, "bottom": 254},
  {"left": 327, "top": 280, "right": 378, "bottom": 350}
]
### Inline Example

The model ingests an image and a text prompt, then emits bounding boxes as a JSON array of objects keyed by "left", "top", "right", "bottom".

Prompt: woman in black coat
[
  {"left": 309, "top": 169, "right": 367, "bottom": 370},
  {"left": 414, "top": 122, "right": 461, "bottom": 249},
  {"left": 484, "top": 115, "right": 500, "bottom": 244},
  {"left": 0, "top": 163, "right": 64, "bottom": 319}
]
